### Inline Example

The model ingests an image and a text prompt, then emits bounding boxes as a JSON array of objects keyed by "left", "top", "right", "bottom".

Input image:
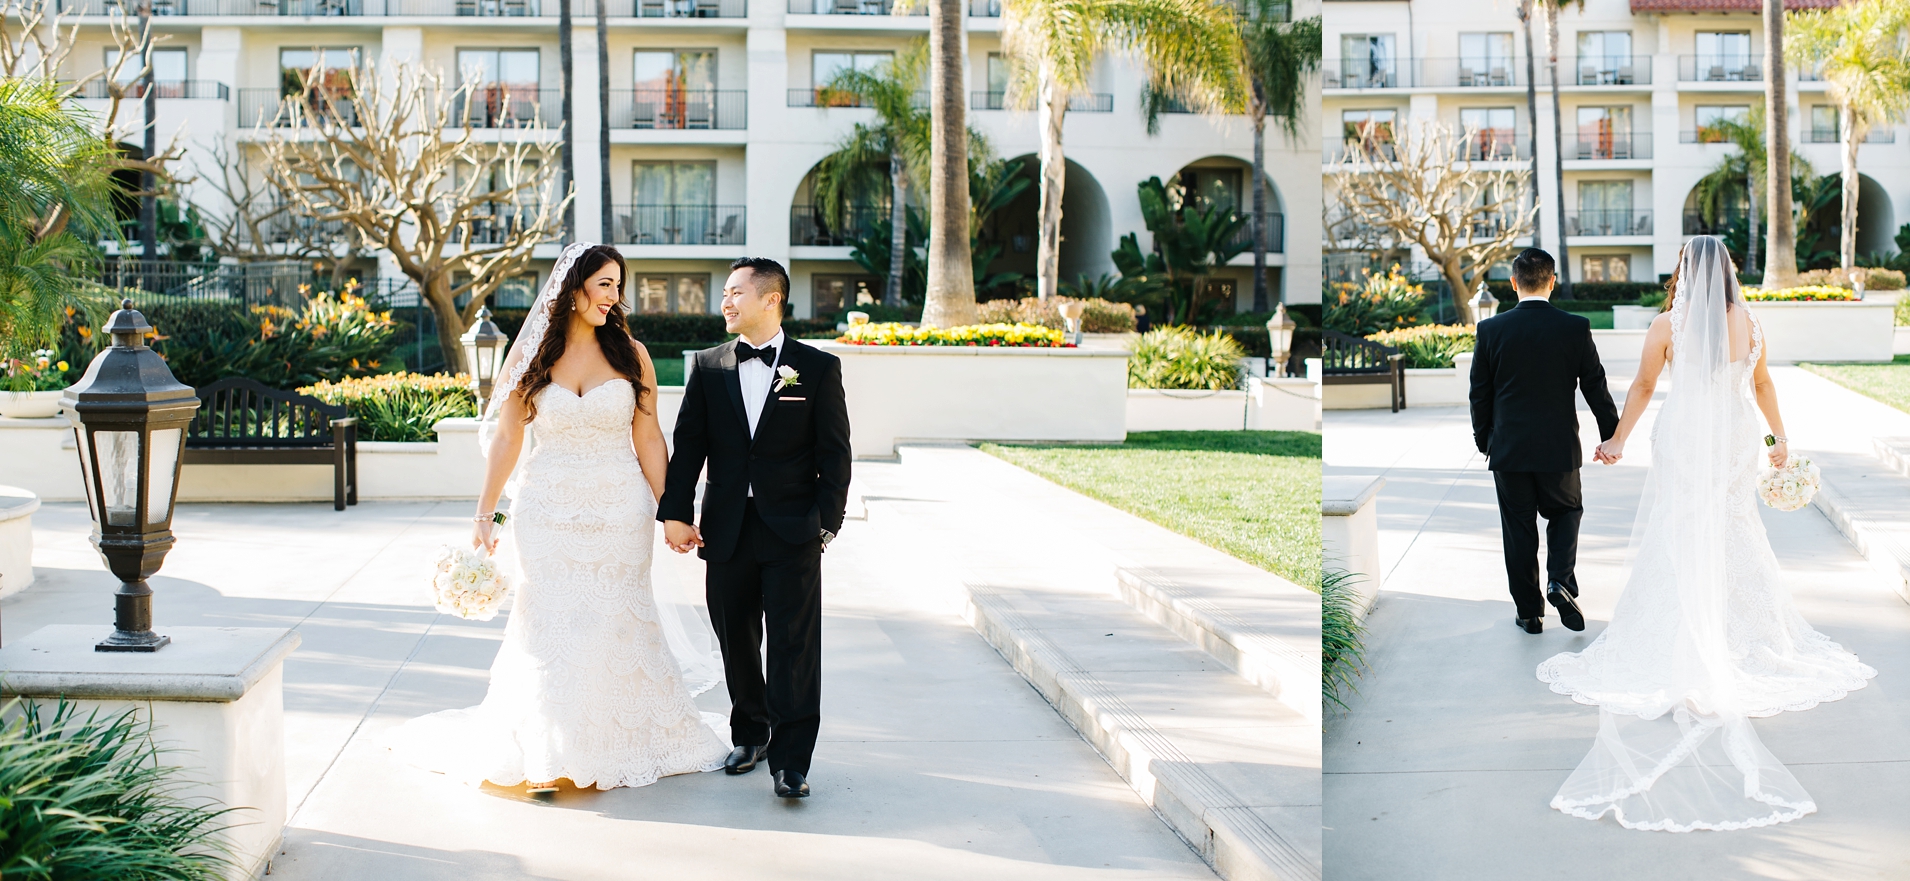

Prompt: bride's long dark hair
[
  {"left": 1663, "top": 236, "right": 1742, "bottom": 315},
  {"left": 515, "top": 245, "right": 649, "bottom": 422}
]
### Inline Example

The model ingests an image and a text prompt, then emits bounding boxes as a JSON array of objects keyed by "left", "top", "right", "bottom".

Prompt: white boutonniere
[{"left": 774, "top": 364, "right": 801, "bottom": 392}]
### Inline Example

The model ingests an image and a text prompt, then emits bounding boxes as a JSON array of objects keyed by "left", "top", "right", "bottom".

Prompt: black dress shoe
[
  {"left": 724, "top": 745, "right": 767, "bottom": 775},
  {"left": 1514, "top": 616, "right": 1543, "bottom": 634},
  {"left": 774, "top": 770, "right": 810, "bottom": 799},
  {"left": 1547, "top": 580, "right": 1585, "bottom": 632}
]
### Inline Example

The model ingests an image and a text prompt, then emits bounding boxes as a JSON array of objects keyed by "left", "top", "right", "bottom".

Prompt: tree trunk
[
  {"left": 1034, "top": 67, "right": 1067, "bottom": 302},
  {"left": 887, "top": 150, "right": 907, "bottom": 308},
  {"left": 139, "top": 0, "right": 157, "bottom": 282},
  {"left": 920, "top": 0, "right": 977, "bottom": 327},
  {"left": 1840, "top": 106, "right": 1860, "bottom": 273},
  {"left": 1745, "top": 169, "right": 1760, "bottom": 273},
  {"left": 1437, "top": 256, "right": 1473, "bottom": 325},
  {"left": 1763, "top": 0, "right": 1797, "bottom": 286},
  {"left": 1519, "top": 1, "right": 1542, "bottom": 248},
  {"left": 596, "top": 0, "right": 611, "bottom": 244},
  {"left": 425, "top": 273, "right": 470, "bottom": 375},
  {"left": 559, "top": 0, "right": 576, "bottom": 241},
  {"left": 1251, "top": 108, "right": 1270, "bottom": 313},
  {"left": 1544, "top": 3, "right": 1570, "bottom": 298}
]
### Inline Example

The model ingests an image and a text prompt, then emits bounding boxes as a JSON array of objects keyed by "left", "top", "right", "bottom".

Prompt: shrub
[
  {"left": 1567, "top": 281, "right": 1663, "bottom": 302},
  {"left": 836, "top": 321, "right": 1069, "bottom": 347},
  {"left": 975, "top": 297, "right": 1138, "bottom": 333},
  {"left": 1322, "top": 568, "right": 1367, "bottom": 711},
  {"left": 1744, "top": 286, "right": 1859, "bottom": 302},
  {"left": 1325, "top": 266, "right": 1426, "bottom": 335},
  {"left": 822, "top": 302, "right": 923, "bottom": 324},
  {"left": 628, "top": 313, "right": 730, "bottom": 343},
  {"left": 1127, "top": 326, "right": 1246, "bottom": 390},
  {"left": 1795, "top": 267, "right": 1906, "bottom": 291},
  {"left": 1639, "top": 289, "right": 1668, "bottom": 310},
  {"left": 3, "top": 349, "right": 73, "bottom": 392},
  {"left": 299, "top": 372, "right": 478, "bottom": 442},
  {"left": 0, "top": 698, "right": 234, "bottom": 880},
  {"left": 1366, "top": 324, "right": 1476, "bottom": 369},
  {"left": 1897, "top": 295, "right": 1910, "bottom": 327}
]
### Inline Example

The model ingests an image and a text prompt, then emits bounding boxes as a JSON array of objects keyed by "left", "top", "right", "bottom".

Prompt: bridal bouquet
[
  {"left": 430, "top": 545, "right": 510, "bottom": 620},
  {"left": 1758, "top": 456, "right": 1822, "bottom": 512}
]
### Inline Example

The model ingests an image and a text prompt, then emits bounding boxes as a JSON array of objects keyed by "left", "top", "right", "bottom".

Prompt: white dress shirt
[{"left": 737, "top": 330, "right": 784, "bottom": 498}]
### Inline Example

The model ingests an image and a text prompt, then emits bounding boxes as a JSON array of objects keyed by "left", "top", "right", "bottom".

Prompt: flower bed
[
  {"left": 1744, "top": 286, "right": 1859, "bottom": 302},
  {"left": 3, "top": 350, "right": 71, "bottom": 392},
  {"left": 298, "top": 372, "right": 477, "bottom": 442},
  {"left": 1365, "top": 324, "right": 1474, "bottom": 369},
  {"left": 836, "top": 321, "right": 1070, "bottom": 347},
  {"left": 976, "top": 297, "right": 1138, "bottom": 333}
]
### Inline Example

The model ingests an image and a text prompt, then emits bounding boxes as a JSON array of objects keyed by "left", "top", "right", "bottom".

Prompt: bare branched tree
[
  {"left": 200, "top": 140, "right": 363, "bottom": 285},
  {"left": 1327, "top": 122, "right": 1536, "bottom": 324},
  {"left": 258, "top": 59, "right": 570, "bottom": 374}
]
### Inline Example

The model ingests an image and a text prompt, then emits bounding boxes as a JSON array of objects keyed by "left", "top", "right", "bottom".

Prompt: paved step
[
  {"left": 1812, "top": 449, "right": 1910, "bottom": 604},
  {"left": 1115, "top": 566, "right": 1316, "bottom": 723},
  {"left": 1876, "top": 436, "right": 1910, "bottom": 480}
]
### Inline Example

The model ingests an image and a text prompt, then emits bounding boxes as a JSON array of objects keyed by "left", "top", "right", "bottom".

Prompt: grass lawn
[
  {"left": 981, "top": 430, "right": 1322, "bottom": 590},
  {"left": 1801, "top": 354, "right": 1910, "bottom": 414},
  {"left": 652, "top": 357, "right": 684, "bottom": 387}
]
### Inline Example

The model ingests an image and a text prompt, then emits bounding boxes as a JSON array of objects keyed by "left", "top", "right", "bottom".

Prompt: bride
[
  {"left": 391, "top": 242, "right": 729, "bottom": 791},
  {"left": 1535, "top": 235, "right": 1875, "bottom": 831}
]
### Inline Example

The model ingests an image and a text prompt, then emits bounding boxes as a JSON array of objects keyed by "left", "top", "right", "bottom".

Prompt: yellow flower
[{"left": 56, "top": 361, "right": 68, "bottom": 372}]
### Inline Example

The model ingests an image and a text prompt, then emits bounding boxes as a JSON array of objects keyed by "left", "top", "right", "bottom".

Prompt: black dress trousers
[
  {"left": 1491, "top": 470, "right": 1583, "bottom": 619},
  {"left": 705, "top": 499, "right": 823, "bottom": 777}
]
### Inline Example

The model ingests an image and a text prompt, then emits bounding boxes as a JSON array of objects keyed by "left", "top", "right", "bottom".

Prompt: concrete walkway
[
  {"left": 1324, "top": 364, "right": 1910, "bottom": 880},
  {"left": 6, "top": 465, "right": 1225, "bottom": 879}
]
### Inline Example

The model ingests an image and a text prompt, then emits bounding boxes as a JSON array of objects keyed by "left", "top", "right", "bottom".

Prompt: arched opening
[
  {"left": 1171, "top": 155, "right": 1282, "bottom": 309},
  {"left": 981, "top": 155, "right": 1111, "bottom": 297},
  {"left": 1687, "top": 172, "right": 1899, "bottom": 271},
  {"left": 789, "top": 159, "right": 895, "bottom": 247},
  {"left": 1856, "top": 172, "right": 1895, "bottom": 258}
]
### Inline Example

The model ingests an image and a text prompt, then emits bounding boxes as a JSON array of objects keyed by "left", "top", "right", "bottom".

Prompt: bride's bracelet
[
  {"left": 1764, "top": 434, "right": 1789, "bottom": 446},
  {"left": 474, "top": 512, "right": 507, "bottom": 525}
]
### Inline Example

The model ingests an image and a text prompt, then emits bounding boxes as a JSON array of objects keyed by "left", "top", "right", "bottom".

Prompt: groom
[
  {"left": 660, "top": 256, "right": 852, "bottom": 800},
  {"left": 1469, "top": 248, "right": 1620, "bottom": 635}
]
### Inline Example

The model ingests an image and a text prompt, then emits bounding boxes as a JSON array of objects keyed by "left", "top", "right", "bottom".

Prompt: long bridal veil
[{"left": 1537, "top": 236, "right": 1872, "bottom": 831}]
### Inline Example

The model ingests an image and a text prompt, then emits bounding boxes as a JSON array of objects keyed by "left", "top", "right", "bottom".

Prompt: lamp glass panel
[
  {"left": 96, "top": 430, "right": 140, "bottom": 527},
  {"left": 147, "top": 427, "right": 181, "bottom": 525},
  {"left": 74, "top": 426, "right": 99, "bottom": 523}
]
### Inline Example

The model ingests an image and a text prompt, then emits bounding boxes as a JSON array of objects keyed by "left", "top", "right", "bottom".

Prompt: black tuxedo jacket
[
  {"left": 1468, "top": 299, "right": 1620, "bottom": 472},
  {"left": 658, "top": 337, "right": 853, "bottom": 563}
]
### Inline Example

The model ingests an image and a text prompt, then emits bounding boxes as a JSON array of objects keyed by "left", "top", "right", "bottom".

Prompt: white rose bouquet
[
  {"left": 430, "top": 545, "right": 511, "bottom": 620},
  {"left": 1757, "top": 456, "right": 1821, "bottom": 512}
]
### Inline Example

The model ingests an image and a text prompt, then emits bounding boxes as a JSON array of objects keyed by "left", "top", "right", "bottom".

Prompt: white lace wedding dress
[
  {"left": 391, "top": 378, "right": 729, "bottom": 789},
  {"left": 1534, "top": 236, "right": 1875, "bottom": 831}
]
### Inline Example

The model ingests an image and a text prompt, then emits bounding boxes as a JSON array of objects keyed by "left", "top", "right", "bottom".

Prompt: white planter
[
  {"left": 814, "top": 342, "right": 1130, "bottom": 457},
  {"left": 0, "top": 486, "right": 38, "bottom": 599},
  {"left": 1894, "top": 325, "right": 1910, "bottom": 356},
  {"left": 1323, "top": 383, "right": 1397, "bottom": 410},
  {"left": 1746, "top": 301, "right": 1896, "bottom": 363},
  {"left": 1404, "top": 365, "right": 1468, "bottom": 407},
  {"left": 1246, "top": 376, "right": 1322, "bottom": 431},
  {"left": 1591, "top": 329, "right": 1651, "bottom": 361},
  {"left": 1323, "top": 475, "right": 1386, "bottom": 619},
  {"left": 0, "top": 390, "right": 63, "bottom": 419},
  {"left": 1125, "top": 389, "right": 1247, "bottom": 431},
  {"left": 1612, "top": 305, "right": 1660, "bottom": 330}
]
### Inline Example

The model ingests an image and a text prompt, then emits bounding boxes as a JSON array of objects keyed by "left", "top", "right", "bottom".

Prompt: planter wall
[
  {"left": 1612, "top": 305, "right": 1659, "bottom": 330},
  {"left": 1324, "top": 475, "right": 1386, "bottom": 619},
  {"left": 1591, "top": 329, "right": 1650, "bottom": 361},
  {"left": 816, "top": 343, "right": 1130, "bottom": 457},
  {"left": 1746, "top": 301, "right": 1896, "bottom": 363},
  {"left": 0, "top": 486, "right": 38, "bottom": 599},
  {"left": 1404, "top": 363, "right": 1468, "bottom": 407},
  {"left": 1895, "top": 325, "right": 1910, "bottom": 356},
  {"left": 1126, "top": 389, "right": 1246, "bottom": 431},
  {"left": 1246, "top": 377, "right": 1322, "bottom": 431}
]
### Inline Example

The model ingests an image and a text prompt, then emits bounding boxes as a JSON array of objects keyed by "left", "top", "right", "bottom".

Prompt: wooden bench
[
  {"left": 1322, "top": 330, "right": 1406, "bottom": 412},
  {"left": 183, "top": 377, "right": 359, "bottom": 511}
]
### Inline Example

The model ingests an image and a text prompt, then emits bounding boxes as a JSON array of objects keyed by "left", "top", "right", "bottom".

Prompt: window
[
  {"left": 1574, "top": 31, "right": 1633, "bottom": 84},
  {"left": 1581, "top": 255, "right": 1631, "bottom": 283},
  {"left": 635, "top": 49, "right": 715, "bottom": 92},
  {"left": 1459, "top": 107, "right": 1516, "bottom": 159},
  {"left": 1575, "top": 106, "right": 1633, "bottom": 158},
  {"left": 1695, "top": 32, "right": 1755, "bottom": 81},
  {"left": 813, "top": 274, "right": 879, "bottom": 316},
  {"left": 987, "top": 53, "right": 1009, "bottom": 93},
  {"left": 1811, "top": 105, "right": 1839, "bottom": 143},
  {"left": 623, "top": 161, "right": 716, "bottom": 244},
  {"left": 1341, "top": 108, "right": 1396, "bottom": 142},
  {"left": 811, "top": 50, "right": 891, "bottom": 88},
  {"left": 1338, "top": 34, "right": 1397, "bottom": 88},
  {"left": 457, "top": 49, "right": 540, "bottom": 126},
  {"left": 453, "top": 273, "right": 537, "bottom": 308},
  {"left": 632, "top": 274, "right": 709, "bottom": 314},
  {"left": 1576, "top": 181, "right": 1635, "bottom": 236},
  {"left": 1695, "top": 104, "right": 1749, "bottom": 142},
  {"left": 280, "top": 47, "right": 357, "bottom": 96},
  {"left": 1457, "top": 33, "right": 1513, "bottom": 86},
  {"left": 107, "top": 47, "right": 187, "bottom": 84},
  {"left": 1180, "top": 167, "right": 1243, "bottom": 212}
]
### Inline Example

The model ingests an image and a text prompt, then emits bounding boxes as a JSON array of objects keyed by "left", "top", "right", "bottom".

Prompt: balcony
[
  {"left": 969, "top": 91, "right": 1112, "bottom": 112},
  {"left": 1323, "top": 136, "right": 1396, "bottom": 163},
  {"left": 612, "top": 205, "right": 744, "bottom": 246},
  {"left": 786, "top": 0, "right": 923, "bottom": 14},
  {"left": 969, "top": 0, "right": 997, "bottom": 14},
  {"left": 608, "top": 89, "right": 746, "bottom": 129},
  {"left": 1568, "top": 131, "right": 1652, "bottom": 160},
  {"left": 1566, "top": 210, "right": 1651, "bottom": 237},
  {"left": 451, "top": 88, "right": 558, "bottom": 128},
  {"left": 1680, "top": 127, "right": 1748, "bottom": 144},
  {"left": 1540, "top": 56, "right": 1651, "bottom": 86},
  {"left": 1806, "top": 127, "right": 1898, "bottom": 144},
  {"left": 615, "top": 0, "right": 745, "bottom": 16},
  {"left": 1323, "top": 58, "right": 1403, "bottom": 90},
  {"left": 239, "top": 89, "right": 358, "bottom": 127},
  {"left": 1225, "top": 212, "right": 1283, "bottom": 253},
  {"left": 55, "top": 0, "right": 746, "bottom": 15},
  {"left": 458, "top": 205, "right": 539, "bottom": 245},
  {"left": 1678, "top": 55, "right": 1763, "bottom": 83},
  {"left": 788, "top": 87, "right": 928, "bottom": 108},
  {"left": 790, "top": 204, "right": 882, "bottom": 246},
  {"left": 75, "top": 79, "right": 230, "bottom": 100},
  {"left": 1418, "top": 57, "right": 1524, "bottom": 89},
  {"left": 1460, "top": 129, "right": 1529, "bottom": 161}
]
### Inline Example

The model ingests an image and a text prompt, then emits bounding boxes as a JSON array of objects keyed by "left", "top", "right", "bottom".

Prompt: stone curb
[
  {"left": 1115, "top": 566, "right": 1320, "bottom": 724},
  {"left": 964, "top": 584, "right": 1320, "bottom": 881},
  {"left": 1812, "top": 475, "right": 1910, "bottom": 606},
  {"left": 1875, "top": 437, "right": 1910, "bottom": 480}
]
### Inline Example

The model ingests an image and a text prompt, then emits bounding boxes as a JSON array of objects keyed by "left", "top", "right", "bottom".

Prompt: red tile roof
[{"left": 1632, "top": 0, "right": 1841, "bottom": 10}]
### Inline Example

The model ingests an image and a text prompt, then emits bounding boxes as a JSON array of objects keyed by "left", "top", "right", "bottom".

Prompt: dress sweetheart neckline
[{"left": 551, "top": 377, "right": 631, "bottom": 399}]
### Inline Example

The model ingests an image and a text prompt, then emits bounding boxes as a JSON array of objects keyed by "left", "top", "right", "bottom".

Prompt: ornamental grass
[
  {"left": 835, "top": 322, "right": 1071, "bottom": 347},
  {"left": 1127, "top": 326, "right": 1246, "bottom": 390},
  {"left": 299, "top": 372, "right": 477, "bottom": 442},
  {"left": 1365, "top": 324, "right": 1475, "bottom": 369}
]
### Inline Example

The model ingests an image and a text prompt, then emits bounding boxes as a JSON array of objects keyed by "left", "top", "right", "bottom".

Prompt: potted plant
[{"left": 2, "top": 349, "right": 73, "bottom": 419}]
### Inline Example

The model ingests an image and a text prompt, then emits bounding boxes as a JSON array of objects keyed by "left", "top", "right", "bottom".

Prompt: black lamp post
[
  {"left": 460, "top": 307, "right": 509, "bottom": 416},
  {"left": 61, "top": 300, "right": 200, "bottom": 653}
]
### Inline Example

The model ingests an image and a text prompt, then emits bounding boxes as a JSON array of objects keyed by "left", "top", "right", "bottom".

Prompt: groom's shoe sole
[
  {"left": 724, "top": 745, "right": 768, "bottom": 775},
  {"left": 1547, "top": 581, "right": 1586, "bottom": 632},
  {"left": 1515, "top": 616, "right": 1543, "bottom": 634}
]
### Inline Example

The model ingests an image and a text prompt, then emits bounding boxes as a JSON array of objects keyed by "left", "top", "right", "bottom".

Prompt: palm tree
[
  {"left": 923, "top": 0, "right": 977, "bottom": 328},
  {"left": 596, "top": 0, "right": 611, "bottom": 243},
  {"left": 1763, "top": 0, "right": 1797, "bottom": 285},
  {"left": 1002, "top": 0, "right": 1242, "bottom": 302},
  {"left": 0, "top": 79, "right": 118, "bottom": 367},
  {"left": 1538, "top": 0, "right": 1583, "bottom": 297},
  {"left": 1786, "top": 0, "right": 1910, "bottom": 274},
  {"left": 1690, "top": 108, "right": 1812, "bottom": 273},
  {"left": 816, "top": 41, "right": 930, "bottom": 309},
  {"left": 1230, "top": 3, "right": 1319, "bottom": 312},
  {"left": 1517, "top": 0, "right": 1542, "bottom": 249},
  {"left": 558, "top": 0, "right": 575, "bottom": 239}
]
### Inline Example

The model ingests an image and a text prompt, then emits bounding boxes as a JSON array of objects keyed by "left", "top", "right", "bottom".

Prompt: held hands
[
  {"left": 663, "top": 519, "right": 704, "bottom": 554},
  {"left": 1594, "top": 438, "right": 1624, "bottom": 465}
]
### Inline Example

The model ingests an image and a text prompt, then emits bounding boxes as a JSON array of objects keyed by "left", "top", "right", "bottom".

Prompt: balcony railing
[
  {"left": 1568, "top": 131, "right": 1652, "bottom": 160},
  {"left": 1539, "top": 55, "right": 1651, "bottom": 86},
  {"left": 75, "top": 79, "right": 230, "bottom": 100},
  {"left": 239, "top": 203, "right": 352, "bottom": 245},
  {"left": 451, "top": 88, "right": 557, "bottom": 128},
  {"left": 1226, "top": 212, "right": 1283, "bottom": 253},
  {"left": 56, "top": 0, "right": 368, "bottom": 14},
  {"left": 788, "top": 87, "right": 928, "bottom": 108},
  {"left": 612, "top": 204, "right": 744, "bottom": 245},
  {"left": 1323, "top": 136, "right": 1396, "bottom": 163},
  {"left": 615, "top": 0, "right": 745, "bottom": 16},
  {"left": 786, "top": 0, "right": 923, "bottom": 14},
  {"left": 608, "top": 89, "right": 746, "bottom": 129},
  {"left": 790, "top": 204, "right": 883, "bottom": 246},
  {"left": 1566, "top": 210, "right": 1651, "bottom": 237},
  {"left": 969, "top": 0, "right": 997, "bottom": 14},
  {"left": 1679, "top": 54, "right": 1763, "bottom": 83},
  {"left": 1461, "top": 129, "right": 1529, "bottom": 161},
  {"left": 56, "top": 0, "right": 740, "bottom": 15},
  {"left": 1418, "top": 57, "right": 1524, "bottom": 88},
  {"left": 1682, "top": 210, "right": 1745, "bottom": 236},
  {"left": 1323, "top": 58, "right": 1402, "bottom": 90},
  {"left": 239, "top": 89, "right": 359, "bottom": 126},
  {"left": 458, "top": 205, "right": 538, "bottom": 245},
  {"left": 968, "top": 91, "right": 1112, "bottom": 112},
  {"left": 1681, "top": 127, "right": 1748, "bottom": 143},
  {"left": 1806, "top": 127, "right": 1898, "bottom": 144}
]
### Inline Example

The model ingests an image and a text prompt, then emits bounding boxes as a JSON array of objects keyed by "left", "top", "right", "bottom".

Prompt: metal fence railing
[
  {"left": 790, "top": 204, "right": 883, "bottom": 246},
  {"left": 968, "top": 91, "right": 1113, "bottom": 112},
  {"left": 74, "top": 80, "right": 230, "bottom": 100},
  {"left": 450, "top": 88, "right": 559, "bottom": 128},
  {"left": 606, "top": 89, "right": 746, "bottom": 129},
  {"left": 612, "top": 205, "right": 745, "bottom": 245},
  {"left": 1566, "top": 210, "right": 1652, "bottom": 237}
]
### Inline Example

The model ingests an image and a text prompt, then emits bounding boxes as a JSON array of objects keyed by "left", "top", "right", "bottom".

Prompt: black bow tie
[{"left": 736, "top": 342, "right": 777, "bottom": 365}]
